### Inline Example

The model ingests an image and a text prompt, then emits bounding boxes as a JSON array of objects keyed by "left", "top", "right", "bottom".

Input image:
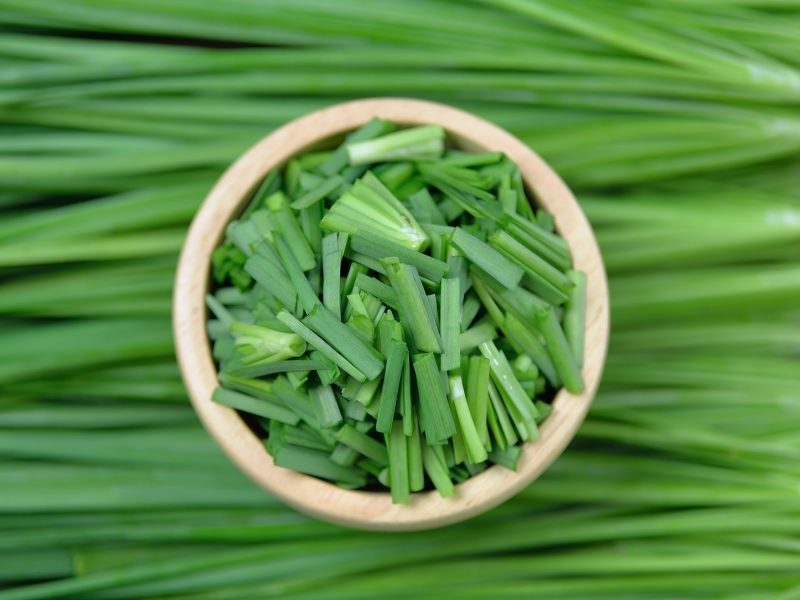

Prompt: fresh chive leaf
[
  {"left": 564, "top": 269, "right": 587, "bottom": 367},
  {"left": 459, "top": 317, "right": 497, "bottom": 353},
  {"left": 439, "top": 278, "right": 461, "bottom": 371},
  {"left": 274, "top": 234, "right": 320, "bottom": 315},
  {"left": 422, "top": 443, "right": 454, "bottom": 497},
  {"left": 321, "top": 233, "right": 343, "bottom": 319},
  {"left": 448, "top": 374, "right": 488, "bottom": 463},
  {"left": 407, "top": 418, "right": 425, "bottom": 492},
  {"left": 333, "top": 423, "right": 388, "bottom": 465},
  {"left": 375, "top": 340, "right": 407, "bottom": 433},
  {"left": 413, "top": 353, "right": 456, "bottom": 445},
  {"left": 272, "top": 444, "right": 366, "bottom": 487},
  {"left": 451, "top": 228, "right": 523, "bottom": 289},
  {"left": 291, "top": 175, "right": 344, "bottom": 210},
  {"left": 311, "top": 385, "right": 342, "bottom": 429},
  {"left": 385, "top": 262, "right": 442, "bottom": 353},
  {"left": 350, "top": 230, "right": 448, "bottom": 282},
  {"left": 466, "top": 355, "right": 491, "bottom": 449},
  {"left": 212, "top": 387, "right": 300, "bottom": 425},
  {"left": 266, "top": 192, "right": 316, "bottom": 271},
  {"left": 347, "top": 125, "right": 444, "bottom": 165},
  {"left": 387, "top": 421, "right": 410, "bottom": 504},
  {"left": 534, "top": 306, "right": 585, "bottom": 394}
]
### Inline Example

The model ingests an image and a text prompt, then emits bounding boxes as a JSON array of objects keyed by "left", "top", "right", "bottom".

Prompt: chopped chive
[
  {"left": 303, "top": 304, "right": 384, "bottom": 381},
  {"left": 439, "top": 278, "right": 461, "bottom": 371},
  {"left": 451, "top": 228, "right": 523, "bottom": 289},
  {"left": 347, "top": 125, "right": 444, "bottom": 165},
  {"left": 400, "top": 352, "right": 414, "bottom": 436},
  {"left": 319, "top": 118, "right": 395, "bottom": 176},
  {"left": 333, "top": 423, "right": 388, "bottom": 465},
  {"left": 460, "top": 292, "right": 482, "bottom": 331},
  {"left": 311, "top": 385, "right": 342, "bottom": 429},
  {"left": 321, "top": 233, "right": 343, "bottom": 319},
  {"left": 480, "top": 340, "right": 538, "bottom": 424},
  {"left": 375, "top": 340, "right": 407, "bottom": 433},
  {"left": 273, "top": 444, "right": 366, "bottom": 487},
  {"left": 376, "top": 162, "right": 415, "bottom": 192},
  {"left": 442, "top": 151, "right": 504, "bottom": 168},
  {"left": 277, "top": 310, "right": 366, "bottom": 382},
  {"left": 459, "top": 317, "right": 497, "bottom": 353},
  {"left": 353, "top": 374, "right": 383, "bottom": 407},
  {"left": 470, "top": 272, "right": 505, "bottom": 327},
  {"left": 244, "top": 253, "right": 296, "bottom": 311},
  {"left": 387, "top": 421, "right": 410, "bottom": 504},
  {"left": 354, "top": 272, "right": 398, "bottom": 309},
  {"left": 413, "top": 353, "right": 456, "bottom": 445},
  {"left": 350, "top": 230, "right": 448, "bottom": 282},
  {"left": 274, "top": 234, "right": 320, "bottom": 315},
  {"left": 291, "top": 174, "right": 344, "bottom": 210},
  {"left": 489, "top": 445, "right": 523, "bottom": 470},
  {"left": 488, "top": 380, "right": 518, "bottom": 447},
  {"left": 465, "top": 355, "right": 491, "bottom": 449},
  {"left": 266, "top": 192, "right": 316, "bottom": 271},
  {"left": 330, "top": 443, "right": 359, "bottom": 467},
  {"left": 385, "top": 262, "right": 442, "bottom": 353},
  {"left": 564, "top": 270, "right": 587, "bottom": 367},
  {"left": 422, "top": 443, "right": 454, "bottom": 497},
  {"left": 225, "top": 358, "right": 326, "bottom": 379},
  {"left": 212, "top": 387, "right": 300, "bottom": 425},
  {"left": 205, "top": 293, "right": 236, "bottom": 330},
  {"left": 449, "top": 374, "right": 488, "bottom": 463},
  {"left": 228, "top": 321, "right": 307, "bottom": 365},
  {"left": 408, "top": 187, "right": 446, "bottom": 225},
  {"left": 535, "top": 306, "right": 585, "bottom": 394},
  {"left": 407, "top": 418, "right": 425, "bottom": 492}
]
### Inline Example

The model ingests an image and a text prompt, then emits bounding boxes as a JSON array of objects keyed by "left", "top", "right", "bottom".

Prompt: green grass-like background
[{"left": 0, "top": 1, "right": 799, "bottom": 598}]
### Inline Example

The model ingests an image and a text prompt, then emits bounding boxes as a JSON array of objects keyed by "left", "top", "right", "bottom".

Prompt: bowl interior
[{"left": 174, "top": 98, "right": 609, "bottom": 531}]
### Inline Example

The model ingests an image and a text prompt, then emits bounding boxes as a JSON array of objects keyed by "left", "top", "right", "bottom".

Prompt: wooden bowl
[{"left": 174, "top": 98, "right": 609, "bottom": 531}]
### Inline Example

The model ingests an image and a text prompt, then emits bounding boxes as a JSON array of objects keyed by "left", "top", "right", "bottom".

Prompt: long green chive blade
[
  {"left": 350, "top": 230, "right": 448, "bottom": 282},
  {"left": 375, "top": 340, "right": 407, "bottom": 433},
  {"left": 387, "top": 420, "right": 410, "bottom": 504},
  {"left": 303, "top": 304, "right": 384, "bottom": 381},
  {"left": 422, "top": 443, "right": 454, "bottom": 497},
  {"left": 451, "top": 228, "right": 523, "bottom": 289},
  {"left": 385, "top": 262, "right": 442, "bottom": 353},
  {"left": 466, "top": 355, "right": 491, "bottom": 449},
  {"left": 413, "top": 353, "right": 456, "bottom": 445},
  {"left": 274, "top": 234, "right": 319, "bottom": 315},
  {"left": 564, "top": 269, "right": 587, "bottom": 367},
  {"left": 500, "top": 313, "right": 559, "bottom": 386},
  {"left": 332, "top": 423, "right": 388, "bottom": 465},
  {"left": 311, "top": 385, "right": 342, "bottom": 429},
  {"left": 407, "top": 418, "right": 425, "bottom": 492},
  {"left": 347, "top": 125, "right": 445, "bottom": 165},
  {"left": 535, "top": 306, "right": 585, "bottom": 394},
  {"left": 244, "top": 253, "right": 296, "bottom": 311},
  {"left": 439, "top": 278, "right": 461, "bottom": 371},
  {"left": 448, "top": 374, "right": 488, "bottom": 463},
  {"left": 272, "top": 444, "right": 366, "bottom": 487},
  {"left": 277, "top": 310, "right": 366, "bottom": 382},
  {"left": 266, "top": 192, "right": 316, "bottom": 272},
  {"left": 212, "top": 387, "right": 300, "bottom": 425}
]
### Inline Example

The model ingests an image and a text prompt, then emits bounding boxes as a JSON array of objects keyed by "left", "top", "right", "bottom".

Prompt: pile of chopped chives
[{"left": 208, "top": 120, "right": 585, "bottom": 502}]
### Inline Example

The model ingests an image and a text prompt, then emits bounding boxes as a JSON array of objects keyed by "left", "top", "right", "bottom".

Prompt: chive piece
[
  {"left": 244, "top": 169, "right": 282, "bottom": 218},
  {"left": 319, "top": 118, "right": 394, "bottom": 176},
  {"left": 375, "top": 340, "right": 407, "bottom": 433},
  {"left": 347, "top": 125, "right": 444, "bottom": 165},
  {"left": 376, "top": 162, "right": 415, "bottom": 192},
  {"left": 354, "top": 273, "right": 398, "bottom": 309},
  {"left": 225, "top": 359, "right": 326, "bottom": 379},
  {"left": 466, "top": 355, "right": 491, "bottom": 449},
  {"left": 273, "top": 444, "right": 366, "bottom": 487},
  {"left": 350, "top": 231, "right": 448, "bottom": 282},
  {"left": 564, "top": 270, "right": 587, "bottom": 367},
  {"left": 408, "top": 188, "right": 446, "bottom": 225},
  {"left": 400, "top": 352, "right": 414, "bottom": 436},
  {"left": 439, "top": 278, "right": 461, "bottom": 371},
  {"left": 303, "top": 305, "right": 384, "bottom": 381},
  {"left": 460, "top": 292, "right": 482, "bottom": 331},
  {"left": 228, "top": 321, "right": 307, "bottom": 365},
  {"left": 459, "top": 318, "right": 497, "bottom": 353},
  {"left": 218, "top": 372, "right": 275, "bottom": 401},
  {"left": 311, "top": 385, "right": 342, "bottom": 429},
  {"left": 422, "top": 444, "right": 454, "bottom": 497},
  {"left": 500, "top": 212, "right": 570, "bottom": 266},
  {"left": 321, "top": 173, "right": 429, "bottom": 251},
  {"left": 244, "top": 253, "right": 296, "bottom": 311},
  {"left": 480, "top": 341, "right": 538, "bottom": 424},
  {"left": 266, "top": 192, "right": 315, "bottom": 271},
  {"left": 451, "top": 228, "right": 523, "bottom": 289},
  {"left": 490, "top": 445, "right": 523, "bottom": 470},
  {"left": 442, "top": 151, "right": 504, "bottom": 168},
  {"left": 274, "top": 234, "right": 319, "bottom": 315},
  {"left": 413, "top": 353, "right": 456, "bottom": 445},
  {"left": 407, "top": 419, "right": 425, "bottom": 492},
  {"left": 321, "top": 233, "right": 343, "bottom": 319},
  {"left": 333, "top": 424, "right": 388, "bottom": 465},
  {"left": 449, "top": 374, "right": 488, "bottom": 463},
  {"left": 291, "top": 175, "right": 344, "bottom": 210},
  {"left": 387, "top": 421, "right": 410, "bottom": 504},
  {"left": 385, "top": 262, "right": 442, "bottom": 353},
  {"left": 488, "top": 381, "right": 518, "bottom": 447},
  {"left": 212, "top": 387, "right": 300, "bottom": 425},
  {"left": 344, "top": 396, "right": 367, "bottom": 421},
  {"left": 277, "top": 310, "right": 366, "bottom": 382},
  {"left": 535, "top": 306, "right": 585, "bottom": 394},
  {"left": 330, "top": 443, "right": 359, "bottom": 467},
  {"left": 490, "top": 229, "right": 573, "bottom": 302},
  {"left": 342, "top": 261, "right": 367, "bottom": 301},
  {"left": 537, "top": 210, "right": 556, "bottom": 232}
]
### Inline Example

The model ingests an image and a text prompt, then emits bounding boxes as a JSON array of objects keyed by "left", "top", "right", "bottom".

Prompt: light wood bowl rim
[{"left": 173, "top": 98, "right": 609, "bottom": 531}]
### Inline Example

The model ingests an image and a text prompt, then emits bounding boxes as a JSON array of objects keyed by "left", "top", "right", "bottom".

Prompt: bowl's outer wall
[{"left": 173, "top": 98, "right": 610, "bottom": 531}]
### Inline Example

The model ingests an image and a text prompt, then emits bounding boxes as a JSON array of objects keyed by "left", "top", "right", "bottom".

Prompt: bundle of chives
[{"left": 206, "top": 121, "right": 585, "bottom": 499}]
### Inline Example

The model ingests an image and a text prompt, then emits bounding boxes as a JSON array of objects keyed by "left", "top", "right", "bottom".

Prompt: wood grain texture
[{"left": 173, "top": 98, "right": 609, "bottom": 531}]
